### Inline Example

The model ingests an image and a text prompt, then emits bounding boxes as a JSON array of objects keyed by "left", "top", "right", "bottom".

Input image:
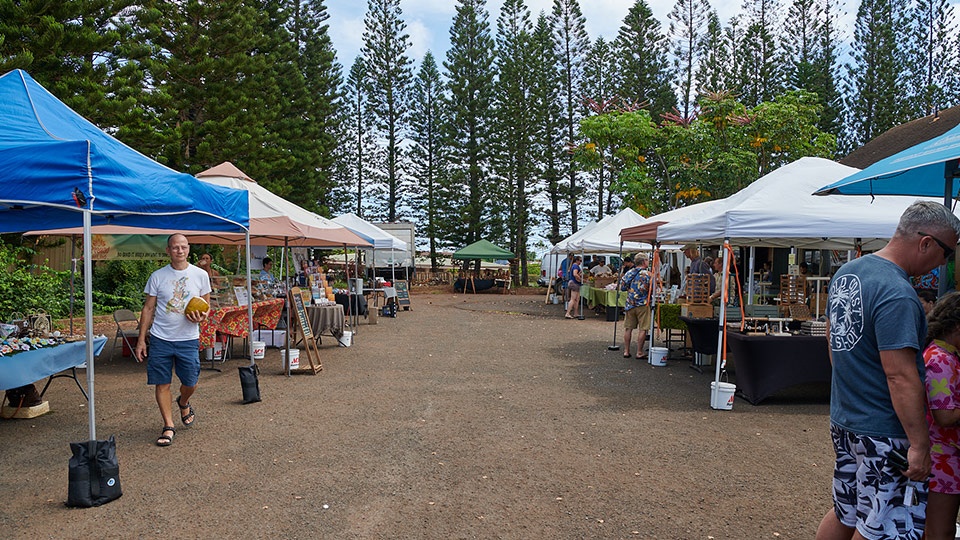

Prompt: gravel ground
[{"left": 0, "top": 291, "right": 834, "bottom": 539}]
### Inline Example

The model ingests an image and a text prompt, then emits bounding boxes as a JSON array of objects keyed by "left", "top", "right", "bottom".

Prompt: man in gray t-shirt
[{"left": 817, "top": 201, "right": 960, "bottom": 540}]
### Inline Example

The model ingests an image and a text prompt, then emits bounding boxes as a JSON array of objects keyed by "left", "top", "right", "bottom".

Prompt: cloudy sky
[{"left": 326, "top": 0, "right": 743, "bottom": 71}]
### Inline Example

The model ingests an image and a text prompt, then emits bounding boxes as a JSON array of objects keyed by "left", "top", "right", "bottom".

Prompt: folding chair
[{"left": 112, "top": 309, "right": 140, "bottom": 359}]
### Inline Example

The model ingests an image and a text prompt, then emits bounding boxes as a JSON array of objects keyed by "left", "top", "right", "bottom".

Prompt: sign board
[
  {"left": 90, "top": 234, "right": 168, "bottom": 260},
  {"left": 394, "top": 280, "right": 411, "bottom": 310},
  {"left": 287, "top": 287, "right": 321, "bottom": 374}
]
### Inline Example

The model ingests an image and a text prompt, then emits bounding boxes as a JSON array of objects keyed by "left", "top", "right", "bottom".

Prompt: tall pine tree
[
  {"left": 614, "top": 0, "right": 677, "bottom": 117},
  {"left": 494, "top": 0, "right": 535, "bottom": 284},
  {"left": 529, "top": 13, "right": 566, "bottom": 245},
  {"left": 695, "top": 11, "right": 730, "bottom": 95},
  {"left": 667, "top": 0, "right": 712, "bottom": 118},
  {"left": 340, "top": 56, "right": 387, "bottom": 218},
  {"left": 843, "top": 0, "right": 908, "bottom": 149},
  {"left": 408, "top": 52, "right": 452, "bottom": 270},
  {"left": 443, "top": 0, "right": 497, "bottom": 248},
  {"left": 733, "top": 0, "right": 783, "bottom": 106},
  {"left": 291, "top": 0, "right": 344, "bottom": 214},
  {"left": 582, "top": 37, "right": 621, "bottom": 217},
  {"left": 0, "top": 0, "right": 132, "bottom": 127},
  {"left": 550, "top": 0, "right": 590, "bottom": 232},
  {"left": 362, "top": 0, "right": 413, "bottom": 222},
  {"left": 904, "top": 0, "right": 958, "bottom": 116}
]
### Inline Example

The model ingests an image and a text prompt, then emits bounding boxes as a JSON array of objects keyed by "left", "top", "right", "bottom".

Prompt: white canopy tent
[
  {"left": 620, "top": 156, "right": 945, "bottom": 410},
  {"left": 549, "top": 219, "right": 601, "bottom": 255},
  {"left": 332, "top": 212, "right": 409, "bottom": 284},
  {"left": 551, "top": 208, "right": 652, "bottom": 254},
  {"left": 623, "top": 157, "right": 934, "bottom": 250}
]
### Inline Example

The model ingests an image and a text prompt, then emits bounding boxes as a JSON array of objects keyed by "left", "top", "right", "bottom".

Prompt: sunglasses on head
[{"left": 918, "top": 231, "right": 956, "bottom": 260}]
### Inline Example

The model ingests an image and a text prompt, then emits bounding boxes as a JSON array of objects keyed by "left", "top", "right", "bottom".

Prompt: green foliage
[
  {"left": 0, "top": 243, "right": 70, "bottom": 320},
  {"left": 577, "top": 88, "right": 835, "bottom": 214},
  {"left": 91, "top": 259, "right": 162, "bottom": 312}
]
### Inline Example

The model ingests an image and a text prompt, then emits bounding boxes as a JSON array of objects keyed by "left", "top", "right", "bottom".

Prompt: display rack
[
  {"left": 779, "top": 274, "right": 807, "bottom": 317},
  {"left": 685, "top": 274, "right": 712, "bottom": 304}
]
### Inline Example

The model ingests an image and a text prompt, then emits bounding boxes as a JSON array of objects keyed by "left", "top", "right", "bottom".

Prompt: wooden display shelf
[{"left": 685, "top": 274, "right": 712, "bottom": 304}]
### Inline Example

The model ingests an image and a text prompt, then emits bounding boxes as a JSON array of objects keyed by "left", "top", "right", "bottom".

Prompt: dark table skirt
[{"left": 726, "top": 331, "right": 831, "bottom": 405}]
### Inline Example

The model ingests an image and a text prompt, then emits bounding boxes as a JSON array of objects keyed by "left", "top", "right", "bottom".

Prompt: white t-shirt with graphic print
[{"left": 144, "top": 264, "right": 211, "bottom": 342}]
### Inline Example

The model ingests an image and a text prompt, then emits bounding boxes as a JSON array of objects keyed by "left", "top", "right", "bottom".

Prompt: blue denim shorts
[{"left": 146, "top": 336, "right": 201, "bottom": 387}]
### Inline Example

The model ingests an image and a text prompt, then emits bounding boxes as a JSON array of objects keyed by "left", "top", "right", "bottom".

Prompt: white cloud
[
  {"left": 327, "top": 6, "right": 366, "bottom": 68},
  {"left": 406, "top": 19, "right": 434, "bottom": 62}
]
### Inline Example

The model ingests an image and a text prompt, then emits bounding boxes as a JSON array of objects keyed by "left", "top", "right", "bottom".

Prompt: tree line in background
[{"left": 1, "top": 0, "right": 957, "bottom": 285}]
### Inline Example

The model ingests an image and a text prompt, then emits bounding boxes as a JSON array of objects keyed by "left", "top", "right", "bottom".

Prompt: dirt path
[{"left": 0, "top": 292, "right": 833, "bottom": 539}]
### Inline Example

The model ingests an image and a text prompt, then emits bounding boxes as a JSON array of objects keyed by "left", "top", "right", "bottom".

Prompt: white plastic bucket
[
  {"left": 550, "top": 294, "right": 559, "bottom": 304},
  {"left": 338, "top": 331, "right": 352, "bottom": 347},
  {"left": 649, "top": 347, "right": 669, "bottom": 366},
  {"left": 213, "top": 341, "right": 224, "bottom": 361},
  {"left": 279, "top": 349, "right": 300, "bottom": 370},
  {"left": 710, "top": 381, "right": 736, "bottom": 410},
  {"left": 252, "top": 341, "right": 266, "bottom": 360}
]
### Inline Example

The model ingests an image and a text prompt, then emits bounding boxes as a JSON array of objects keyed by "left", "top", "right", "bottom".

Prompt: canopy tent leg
[
  {"left": 83, "top": 211, "right": 96, "bottom": 440},
  {"left": 712, "top": 240, "right": 731, "bottom": 410},
  {"left": 607, "top": 242, "right": 623, "bottom": 351}
]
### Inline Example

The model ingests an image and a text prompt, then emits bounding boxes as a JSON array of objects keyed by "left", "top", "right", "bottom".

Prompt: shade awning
[{"left": 452, "top": 240, "right": 515, "bottom": 260}]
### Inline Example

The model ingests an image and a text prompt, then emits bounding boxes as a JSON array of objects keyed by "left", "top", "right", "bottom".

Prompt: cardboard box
[
  {"left": 592, "top": 276, "right": 617, "bottom": 288},
  {"left": 681, "top": 303, "right": 714, "bottom": 319}
]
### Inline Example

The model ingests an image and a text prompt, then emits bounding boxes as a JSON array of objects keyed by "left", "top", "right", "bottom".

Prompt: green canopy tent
[
  {"left": 452, "top": 239, "right": 516, "bottom": 260},
  {"left": 452, "top": 240, "right": 516, "bottom": 293}
]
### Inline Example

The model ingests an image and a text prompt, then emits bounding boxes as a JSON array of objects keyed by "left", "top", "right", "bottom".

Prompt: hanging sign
[{"left": 89, "top": 235, "right": 168, "bottom": 260}]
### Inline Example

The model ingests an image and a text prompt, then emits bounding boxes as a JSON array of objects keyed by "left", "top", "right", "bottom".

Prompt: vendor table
[
  {"left": 199, "top": 298, "right": 284, "bottom": 349},
  {"left": 580, "top": 284, "right": 626, "bottom": 309},
  {"left": 726, "top": 331, "right": 831, "bottom": 405},
  {"left": 305, "top": 304, "right": 345, "bottom": 341},
  {"left": 0, "top": 337, "right": 108, "bottom": 397},
  {"left": 679, "top": 316, "right": 721, "bottom": 372},
  {"left": 335, "top": 292, "right": 367, "bottom": 317}
]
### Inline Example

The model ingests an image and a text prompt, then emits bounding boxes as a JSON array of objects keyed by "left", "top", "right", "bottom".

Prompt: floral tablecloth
[{"left": 199, "top": 298, "right": 284, "bottom": 349}]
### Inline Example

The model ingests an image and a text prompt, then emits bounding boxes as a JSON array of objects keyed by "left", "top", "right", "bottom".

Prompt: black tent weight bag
[
  {"left": 67, "top": 435, "right": 122, "bottom": 507},
  {"left": 239, "top": 364, "right": 261, "bottom": 404}
]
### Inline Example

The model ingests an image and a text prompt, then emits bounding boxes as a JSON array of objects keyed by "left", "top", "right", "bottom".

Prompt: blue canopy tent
[
  {"left": 814, "top": 122, "right": 960, "bottom": 199},
  {"left": 0, "top": 69, "right": 251, "bottom": 441},
  {"left": 815, "top": 121, "right": 960, "bottom": 295}
]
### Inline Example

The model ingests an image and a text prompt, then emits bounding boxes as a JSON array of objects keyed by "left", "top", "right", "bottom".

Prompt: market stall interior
[
  {"left": 619, "top": 156, "right": 951, "bottom": 407},
  {"left": 32, "top": 161, "right": 374, "bottom": 377},
  {"left": 0, "top": 69, "right": 252, "bottom": 446}
]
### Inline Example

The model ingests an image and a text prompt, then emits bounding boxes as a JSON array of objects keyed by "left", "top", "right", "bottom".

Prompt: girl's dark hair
[{"left": 926, "top": 291, "right": 960, "bottom": 346}]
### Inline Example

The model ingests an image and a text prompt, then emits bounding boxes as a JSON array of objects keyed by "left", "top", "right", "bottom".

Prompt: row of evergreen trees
[{"left": 1, "top": 0, "right": 956, "bottom": 283}]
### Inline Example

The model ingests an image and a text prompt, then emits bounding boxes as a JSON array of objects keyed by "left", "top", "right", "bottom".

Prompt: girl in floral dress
[{"left": 924, "top": 291, "right": 960, "bottom": 540}]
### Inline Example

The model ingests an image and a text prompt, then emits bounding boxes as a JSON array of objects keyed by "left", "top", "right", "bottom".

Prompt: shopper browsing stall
[{"left": 619, "top": 255, "right": 651, "bottom": 359}]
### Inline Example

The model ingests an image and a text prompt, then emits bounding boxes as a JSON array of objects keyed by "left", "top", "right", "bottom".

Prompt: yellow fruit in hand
[{"left": 185, "top": 296, "right": 209, "bottom": 316}]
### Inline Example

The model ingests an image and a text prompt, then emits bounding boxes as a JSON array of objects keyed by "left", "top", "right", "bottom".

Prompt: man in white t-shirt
[
  {"left": 590, "top": 258, "right": 612, "bottom": 276},
  {"left": 135, "top": 234, "right": 211, "bottom": 447}
]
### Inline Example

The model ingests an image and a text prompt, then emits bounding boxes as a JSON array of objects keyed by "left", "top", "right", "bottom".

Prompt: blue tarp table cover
[{"left": 0, "top": 337, "right": 107, "bottom": 391}]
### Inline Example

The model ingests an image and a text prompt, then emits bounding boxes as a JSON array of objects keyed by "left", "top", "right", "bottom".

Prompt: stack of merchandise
[{"left": 800, "top": 320, "right": 827, "bottom": 337}]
